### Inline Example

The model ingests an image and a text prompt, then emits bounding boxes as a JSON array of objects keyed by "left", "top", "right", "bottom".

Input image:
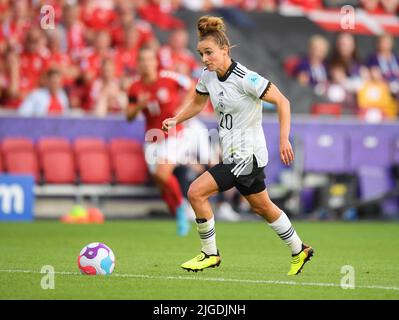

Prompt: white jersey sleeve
[
  {"left": 242, "top": 71, "right": 271, "bottom": 99},
  {"left": 195, "top": 69, "right": 209, "bottom": 95}
]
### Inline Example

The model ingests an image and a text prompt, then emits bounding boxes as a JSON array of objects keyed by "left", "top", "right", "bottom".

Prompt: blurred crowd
[
  {"left": 288, "top": 32, "right": 399, "bottom": 120},
  {"left": 0, "top": 0, "right": 398, "bottom": 119},
  {"left": 0, "top": 0, "right": 203, "bottom": 117}
]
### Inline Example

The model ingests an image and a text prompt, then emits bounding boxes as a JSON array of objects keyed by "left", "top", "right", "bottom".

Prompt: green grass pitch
[{"left": 0, "top": 220, "right": 398, "bottom": 300}]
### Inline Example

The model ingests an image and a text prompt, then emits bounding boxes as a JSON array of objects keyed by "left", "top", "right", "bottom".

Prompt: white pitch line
[{"left": 1, "top": 269, "right": 399, "bottom": 292}]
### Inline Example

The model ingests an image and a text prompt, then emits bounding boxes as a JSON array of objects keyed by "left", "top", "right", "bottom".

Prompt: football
[{"left": 78, "top": 242, "right": 115, "bottom": 275}]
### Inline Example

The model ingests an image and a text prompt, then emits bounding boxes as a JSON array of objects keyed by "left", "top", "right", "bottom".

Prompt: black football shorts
[{"left": 208, "top": 155, "right": 266, "bottom": 196}]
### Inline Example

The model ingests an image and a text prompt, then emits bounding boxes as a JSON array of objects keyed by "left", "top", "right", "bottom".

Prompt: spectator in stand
[
  {"left": 357, "top": 67, "right": 397, "bottom": 120},
  {"left": 137, "top": 0, "right": 185, "bottom": 30},
  {"left": 89, "top": 58, "right": 127, "bottom": 117},
  {"left": 2, "top": 28, "right": 50, "bottom": 108},
  {"left": 19, "top": 68, "right": 69, "bottom": 116},
  {"left": 113, "top": 1, "right": 160, "bottom": 83},
  {"left": 1, "top": 45, "right": 20, "bottom": 107},
  {"left": 80, "top": 31, "right": 119, "bottom": 84},
  {"left": 114, "top": 24, "right": 142, "bottom": 86},
  {"left": 158, "top": 28, "right": 201, "bottom": 78},
  {"left": 295, "top": 35, "right": 329, "bottom": 90},
  {"left": 0, "top": 0, "right": 31, "bottom": 53},
  {"left": 46, "top": 29, "right": 80, "bottom": 90},
  {"left": 111, "top": 1, "right": 158, "bottom": 50},
  {"left": 0, "top": 49, "right": 6, "bottom": 103},
  {"left": 80, "top": 0, "right": 117, "bottom": 44},
  {"left": 329, "top": 32, "right": 367, "bottom": 81},
  {"left": 59, "top": 3, "right": 87, "bottom": 60},
  {"left": 323, "top": 63, "right": 358, "bottom": 114},
  {"left": 367, "top": 33, "right": 399, "bottom": 96}
]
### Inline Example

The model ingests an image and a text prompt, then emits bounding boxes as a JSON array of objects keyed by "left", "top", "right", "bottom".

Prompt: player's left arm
[
  {"left": 176, "top": 78, "right": 196, "bottom": 114},
  {"left": 261, "top": 83, "right": 294, "bottom": 166}
]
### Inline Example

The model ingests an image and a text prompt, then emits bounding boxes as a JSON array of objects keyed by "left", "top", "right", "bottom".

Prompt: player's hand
[
  {"left": 280, "top": 139, "right": 294, "bottom": 165},
  {"left": 162, "top": 117, "right": 177, "bottom": 132},
  {"left": 137, "top": 93, "right": 150, "bottom": 109}
]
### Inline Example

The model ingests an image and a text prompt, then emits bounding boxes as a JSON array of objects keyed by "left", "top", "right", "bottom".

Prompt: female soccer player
[
  {"left": 162, "top": 16, "right": 314, "bottom": 275},
  {"left": 126, "top": 47, "right": 194, "bottom": 236}
]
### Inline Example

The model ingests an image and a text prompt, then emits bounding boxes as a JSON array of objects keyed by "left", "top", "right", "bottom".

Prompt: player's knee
[
  {"left": 187, "top": 184, "right": 203, "bottom": 204},
  {"left": 251, "top": 201, "right": 275, "bottom": 217},
  {"left": 251, "top": 204, "right": 264, "bottom": 216}
]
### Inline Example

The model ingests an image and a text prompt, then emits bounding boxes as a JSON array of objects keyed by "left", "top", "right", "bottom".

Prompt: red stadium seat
[
  {"left": 37, "top": 137, "right": 71, "bottom": 153},
  {"left": 1, "top": 137, "right": 34, "bottom": 153},
  {"left": 42, "top": 151, "right": 76, "bottom": 184},
  {"left": 74, "top": 138, "right": 107, "bottom": 154},
  {"left": 109, "top": 138, "right": 142, "bottom": 154},
  {"left": 4, "top": 151, "right": 39, "bottom": 181},
  {"left": 78, "top": 151, "right": 111, "bottom": 184},
  {"left": 37, "top": 137, "right": 72, "bottom": 171},
  {"left": 283, "top": 55, "right": 301, "bottom": 77},
  {"left": 112, "top": 152, "right": 149, "bottom": 185},
  {"left": 0, "top": 155, "right": 3, "bottom": 172},
  {"left": 311, "top": 103, "right": 342, "bottom": 117},
  {"left": 109, "top": 138, "right": 148, "bottom": 184}
]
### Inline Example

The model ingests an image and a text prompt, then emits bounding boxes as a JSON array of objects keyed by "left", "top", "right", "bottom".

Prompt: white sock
[
  {"left": 268, "top": 211, "right": 302, "bottom": 255},
  {"left": 196, "top": 217, "right": 217, "bottom": 255}
]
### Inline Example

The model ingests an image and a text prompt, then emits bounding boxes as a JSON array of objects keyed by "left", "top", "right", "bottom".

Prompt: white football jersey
[{"left": 196, "top": 60, "right": 271, "bottom": 171}]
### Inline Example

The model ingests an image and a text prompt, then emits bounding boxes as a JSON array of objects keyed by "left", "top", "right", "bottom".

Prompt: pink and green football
[{"left": 78, "top": 242, "right": 115, "bottom": 275}]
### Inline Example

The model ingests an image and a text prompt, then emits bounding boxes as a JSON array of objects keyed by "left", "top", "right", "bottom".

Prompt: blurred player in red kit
[{"left": 126, "top": 47, "right": 195, "bottom": 236}]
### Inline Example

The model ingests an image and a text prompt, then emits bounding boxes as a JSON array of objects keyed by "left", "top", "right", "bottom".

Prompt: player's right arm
[{"left": 162, "top": 92, "right": 208, "bottom": 132}]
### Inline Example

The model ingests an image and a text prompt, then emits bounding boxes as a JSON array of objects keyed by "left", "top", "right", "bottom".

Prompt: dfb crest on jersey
[{"left": 217, "top": 91, "right": 224, "bottom": 109}]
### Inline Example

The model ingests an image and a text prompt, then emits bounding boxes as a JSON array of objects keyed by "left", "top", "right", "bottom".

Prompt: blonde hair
[{"left": 197, "top": 16, "right": 231, "bottom": 53}]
